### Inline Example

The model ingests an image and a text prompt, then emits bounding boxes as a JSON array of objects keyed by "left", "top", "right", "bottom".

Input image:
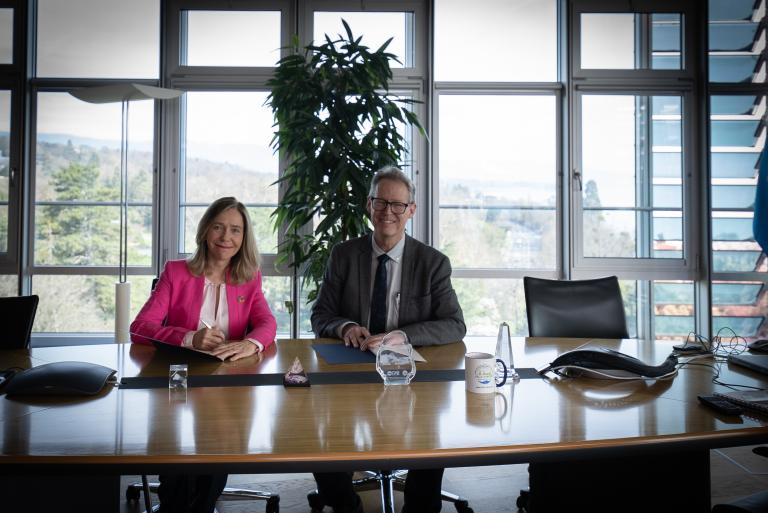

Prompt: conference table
[{"left": 1, "top": 337, "right": 767, "bottom": 510}]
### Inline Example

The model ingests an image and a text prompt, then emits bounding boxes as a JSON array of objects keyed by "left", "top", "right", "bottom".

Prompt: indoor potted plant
[{"left": 268, "top": 21, "right": 425, "bottom": 303}]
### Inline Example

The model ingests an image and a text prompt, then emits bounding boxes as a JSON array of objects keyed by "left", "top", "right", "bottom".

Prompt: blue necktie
[{"left": 370, "top": 254, "right": 390, "bottom": 334}]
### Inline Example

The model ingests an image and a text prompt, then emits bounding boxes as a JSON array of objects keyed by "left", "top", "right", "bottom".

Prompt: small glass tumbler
[{"left": 169, "top": 364, "right": 188, "bottom": 390}]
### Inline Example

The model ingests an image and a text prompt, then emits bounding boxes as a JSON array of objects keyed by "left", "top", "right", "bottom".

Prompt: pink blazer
[{"left": 130, "top": 260, "right": 277, "bottom": 349}]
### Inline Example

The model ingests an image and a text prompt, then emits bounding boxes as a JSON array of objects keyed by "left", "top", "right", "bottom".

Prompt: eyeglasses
[{"left": 370, "top": 197, "right": 411, "bottom": 214}]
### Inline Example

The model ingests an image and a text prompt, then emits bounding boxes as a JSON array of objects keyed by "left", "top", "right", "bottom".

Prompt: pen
[{"left": 201, "top": 320, "right": 212, "bottom": 329}]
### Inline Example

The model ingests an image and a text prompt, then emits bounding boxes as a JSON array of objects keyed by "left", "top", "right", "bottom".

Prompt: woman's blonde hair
[{"left": 187, "top": 197, "right": 261, "bottom": 284}]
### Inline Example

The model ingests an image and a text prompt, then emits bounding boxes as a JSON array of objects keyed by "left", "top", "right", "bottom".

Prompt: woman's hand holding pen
[{"left": 192, "top": 322, "right": 225, "bottom": 351}]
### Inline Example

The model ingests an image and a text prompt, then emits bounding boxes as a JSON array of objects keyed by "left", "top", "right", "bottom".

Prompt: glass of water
[
  {"left": 375, "top": 330, "right": 416, "bottom": 386},
  {"left": 169, "top": 364, "right": 188, "bottom": 390}
]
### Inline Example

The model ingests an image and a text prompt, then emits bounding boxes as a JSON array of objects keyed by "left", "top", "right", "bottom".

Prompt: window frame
[
  {"left": 19, "top": 0, "right": 760, "bottom": 343},
  {"left": 706, "top": 0, "right": 767, "bottom": 340},
  {"left": 0, "top": 0, "right": 25, "bottom": 281},
  {"left": 162, "top": 0, "right": 295, "bottom": 269},
  {"left": 570, "top": 85, "right": 699, "bottom": 280},
  {"left": 708, "top": 88, "right": 768, "bottom": 284},
  {"left": 301, "top": 0, "right": 428, "bottom": 77},
  {"left": 27, "top": 81, "right": 163, "bottom": 280},
  {"left": 165, "top": 0, "right": 294, "bottom": 79},
  {"left": 571, "top": 0, "right": 698, "bottom": 81},
  {"left": 0, "top": 81, "right": 22, "bottom": 276},
  {"left": 568, "top": 0, "right": 708, "bottom": 341},
  {"left": 26, "top": 0, "right": 164, "bottom": 341},
  {"left": 432, "top": 85, "right": 564, "bottom": 280},
  {"left": 429, "top": 0, "right": 563, "bottom": 339}
]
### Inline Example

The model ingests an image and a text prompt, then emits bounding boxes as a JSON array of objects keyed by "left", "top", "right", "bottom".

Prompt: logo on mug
[{"left": 474, "top": 364, "right": 494, "bottom": 385}]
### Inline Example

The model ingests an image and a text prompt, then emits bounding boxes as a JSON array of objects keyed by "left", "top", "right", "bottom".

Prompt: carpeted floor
[{"left": 119, "top": 446, "right": 768, "bottom": 513}]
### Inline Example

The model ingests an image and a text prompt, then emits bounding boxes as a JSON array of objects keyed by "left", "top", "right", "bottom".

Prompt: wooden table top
[{"left": 1, "top": 338, "right": 766, "bottom": 473}]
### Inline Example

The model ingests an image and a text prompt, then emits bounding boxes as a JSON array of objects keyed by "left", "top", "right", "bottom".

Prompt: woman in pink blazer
[
  {"left": 130, "top": 196, "right": 277, "bottom": 513},
  {"left": 131, "top": 197, "right": 277, "bottom": 361}
]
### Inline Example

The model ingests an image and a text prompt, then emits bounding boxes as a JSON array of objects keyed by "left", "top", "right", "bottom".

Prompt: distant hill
[
  {"left": 36, "top": 132, "right": 153, "bottom": 152},
  {"left": 32, "top": 132, "right": 275, "bottom": 171}
]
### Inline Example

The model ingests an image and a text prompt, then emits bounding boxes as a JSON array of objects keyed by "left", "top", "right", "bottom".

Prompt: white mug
[{"left": 465, "top": 352, "right": 507, "bottom": 394}]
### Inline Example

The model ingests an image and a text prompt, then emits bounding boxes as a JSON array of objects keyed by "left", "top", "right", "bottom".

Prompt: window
[
  {"left": 30, "top": 0, "right": 160, "bottom": 334},
  {"left": 580, "top": 13, "right": 682, "bottom": 70},
  {"left": 708, "top": 0, "right": 767, "bottom": 342},
  {"left": 8, "top": 0, "right": 763, "bottom": 344},
  {"left": 433, "top": 0, "right": 559, "bottom": 337},
  {"left": 166, "top": 0, "right": 294, "bottom": 335},
  {"left": 32, "top": 93, "right": 155, "bottom": 332},
  {"left": 0, "top": 8, "right": 11, "bottom": 64},
  {"left": 708, "top": 0, "right": 766, "bottom": 84},
  {"left": 577, "top": 94, "right": 685, "bottom": 261},
  {"left": 649, "top": 280, "right": 695, "bottom": 339},
  {"left": 434, "top": 0, "right": 557, "bottom": 81},
  {"left": 569, "top": 0, "right": 699, "bottom": 341},
  {"left": 453, "top": 278, "right": 528, "bottom": 337},
  {"left": 263, "top": 275, "right": 292, "bottom": 338},
  {"left": 181, "top": 10, "right": 281, "bottom": 67},
  {"left": 34, "top": 93, "right": 154, "bottom": 267},
  {"left": 36, "top": 0, "right": 159, "bottom": 79},
  {"left": 0, "top": 90, "right": 9, "bottom": 254},
  {"left": 0, "top": 1, "right": 22, "bottom": 280},
  {"left": 179, "top": 91, "right": 278, "bottom": 255},
  {"left": 32, "top": 275, "right": 154, "bottom": 333},
  {"left": 314, "top": 11, "right": 414, "bottom": 67},
  {"left": 0, "top": 274, "right": 14, "bottom": 295},
  {"left": 437, "top": 94, "right": 558, "bottom": 270}
]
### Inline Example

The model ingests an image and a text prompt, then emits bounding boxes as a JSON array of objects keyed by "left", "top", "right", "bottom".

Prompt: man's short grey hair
[{"left": 368, "top": 166, "right": 416, "bottom": 203}]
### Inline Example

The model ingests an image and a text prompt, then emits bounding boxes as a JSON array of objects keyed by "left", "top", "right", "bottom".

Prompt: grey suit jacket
[{"left": 311, "top": 234, "right": 466, "bottom": 346}]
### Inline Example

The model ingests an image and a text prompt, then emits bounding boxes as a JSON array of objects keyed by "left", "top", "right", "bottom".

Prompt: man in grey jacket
[{"left": 311, "top": 166, "right": 466, "bottom": 513}]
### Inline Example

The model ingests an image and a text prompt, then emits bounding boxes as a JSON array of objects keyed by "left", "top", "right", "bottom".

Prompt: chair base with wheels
[
  {"left": 126, "top": 476, "right": 280, "bottom": 513},
  {"left": 307, "top": 470, "right": 473, "bottom": 513}
]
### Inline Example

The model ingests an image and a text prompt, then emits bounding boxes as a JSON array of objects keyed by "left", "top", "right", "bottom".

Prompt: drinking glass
[{"left": 169, "top": 363, "right": 188, "bottom": 390}]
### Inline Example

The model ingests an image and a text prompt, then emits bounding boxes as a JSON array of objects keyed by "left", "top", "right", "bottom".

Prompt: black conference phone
[{"left": 538, "top": 347, "right": 679, "bottom": 380}]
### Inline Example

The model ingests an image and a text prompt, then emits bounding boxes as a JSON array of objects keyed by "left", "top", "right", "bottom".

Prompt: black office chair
[
  {"left": 307, "top": 471, "right": 473, "bottom": 513},
  {"left": 711, "top": 446, "right": 768, "bottom": 513},
  {"left": 517, "top": 276, "right": 628, "bottom": 511},
  {"left": 0, "top": 295, "right": 40, "bottom": 349},
  {"left": 523, "top": 276, "right": 629, "bottom": 339},
  {"left": 125, "top": 278, "right": 280, "bottom": 513}
]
